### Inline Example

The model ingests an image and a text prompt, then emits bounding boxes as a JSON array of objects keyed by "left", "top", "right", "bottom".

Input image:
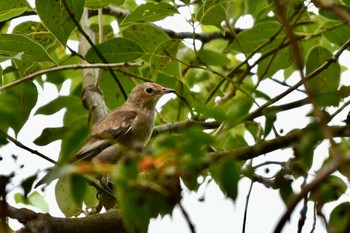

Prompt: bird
[{"left": 35, "top": 82, "right": 176, "bottom": 187}]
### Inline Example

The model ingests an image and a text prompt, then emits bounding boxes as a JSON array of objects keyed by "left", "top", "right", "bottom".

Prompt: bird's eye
[{"left": 145, "top": 87, "right": 154, "bottom": 94}]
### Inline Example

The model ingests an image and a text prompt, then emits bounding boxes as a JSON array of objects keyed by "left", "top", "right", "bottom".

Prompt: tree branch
[
  {"left": 152, "top": 120, "right": 219, "bottom": 137},
  {"left": 209, "top": 125, "right": 350, "bottom": 162},
  {"left": 6, "top": 205, "right": 126, "bottom": 233},
  {"left": 88, "top": 6, "right": 239, "bottom": 43},
  {"left": 0, "top": 130, "right": 56, "bottom": 164},
  {"left": 245, "top": 38, "right": 350, "bottom": 121},
  {"left": 273, "top": 155, "right": 350, "bottom": 233},
  {"left": 0, "top": 62, "right": 142, "bottom": 92},
  {"left": 79, "top": 9, "right": 108, "bottom": 123}
]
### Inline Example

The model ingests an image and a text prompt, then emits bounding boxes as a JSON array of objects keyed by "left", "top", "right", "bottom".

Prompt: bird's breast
[{"left": 125, "top": 110, "right": 155, "bottom": 148}]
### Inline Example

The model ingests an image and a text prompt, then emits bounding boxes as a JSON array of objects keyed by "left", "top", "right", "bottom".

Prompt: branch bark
[
  {"left": 79, "top": 9, "right": 108, "bottom": 123},
  {"left": 0, "top": 62, "right": 142, "bottom": 93},
  {"left": 209, "top": 125, "right": 350, "bottom": 162},
  {"left": 6, "top": 205, "right": 126, "bottom": 233},
  {"left": 88, "top": 6, "right": 239, "bottom": 43}
]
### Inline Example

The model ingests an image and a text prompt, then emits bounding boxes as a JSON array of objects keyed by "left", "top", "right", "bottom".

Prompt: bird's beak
[{"left": 162, "top": 87, "right": 176, "bottom": 94}]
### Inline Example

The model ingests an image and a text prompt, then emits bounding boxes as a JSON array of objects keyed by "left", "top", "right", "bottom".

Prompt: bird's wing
[
  {"left": 72, "top": 110, "right": 137, "bottom": 162},
  {"left": 92, "top": 110, "right": 137, "bottom": 142}
]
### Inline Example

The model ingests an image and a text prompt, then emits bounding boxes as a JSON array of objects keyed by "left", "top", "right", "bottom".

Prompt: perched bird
[{"left": 35, "top": 82, "right": 175, "bottom": 187}]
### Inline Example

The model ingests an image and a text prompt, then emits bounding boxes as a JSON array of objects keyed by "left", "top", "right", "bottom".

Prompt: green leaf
[
  {"left": 55, "top": 176, "right": 83, "bottom": 217},
  {"left": 245, "top": 121, "right": 263, "bottom": 141},
  {"left": 99, "top": 70, "right": 136, "bottom": 110},
  {"left": 0, "top": 34, "right": 53, "bottom": 62},
  {"left": 122, "top": 2, "right": 178, "bottom": 24},
  {"left": 194, "top": 104, "right": 227, "bottom": 122},
  {"left": 279, "top": 183, "right": 293, "bottom": 204},
  {"left": 294, "top": 124, "right": 321, "bottom": 169},
  {"left": 263, "top": 108, "right": 277, "bottom": 137},
  {"left": 0, "top": 82, "right": 37, "bottom": 134},
  {"left": 197, "top": 49, "right": 230, "bottom": 66},
  {"left": 219, "top": 127, "right": 248, "bottom": 150},
  {"left": 257, "top": 46, "right": 294, "bottom": 79},
  {"left": 37, "top": 164, "right": 76, "bottom": 186},
  {"left": 83, "top": 183, "right": 99, "bottom": 209},
  {"left": 211, "top": 160, "right": 239, "bottom": 201},
  {"left": 185, "top": 126, "right": 214, "bottom": 147},
  {"left": 0, "top": 95, "right": 17, "bottom": 137},
  {"left": 35, "top": 95, "right": 86, "bottom": 117},
  {"left": 224, "top": 96, "right": 253, "bottom": 126},
  {"left": 59, "top": 116, "right": 89, "bottom": 161},
  {"left": 121, "top": 23, "right": 170, "bottom": 53},
  {"left": 34, "top": 127, "right": 68, "bottom": 146},
  {"left": 230, "top": 21, "right": 284, "bottom": 54},
  {"left": 322, "top": 22, "right": 350, "bottom": 48},
  {"left": 36, "top": 0, "right": 84, "bottom": 46},
  {"left": 21, "top": 174, "right": 38, "bottom": 198},
  {"left": 84, "top": 38, "right": 144, "bottom": 63},
  {"left": 13, "top": 21, "right": 57, "bottom": 50},
  {"left": 35, "top": 95, "right": 89, "bottom": 159},
  {"left": 14, "top": 191, "right": 49, "bottom": 212},
  {"left": 28, "top": 191, "right": 50, "bottom": 212},
  {"left": 150, "top": 39, "right": 180, "bottom": 74},
  {"left": 85, "top": 0, "right": 124, "bottom": 8},
  {"left": 115, "top": 161, "right": 176, "bottom": 233},
  {"left": 13, "top": 58, "right": 39, "bottom": 76},
  {"left": 329, "top": 202, "right": 350, "bottom": 233},
  {"left": 0, "top": 0, "right": 30, "bottom": 22},
  {"left": 311, "top": 175, "right": 347, "bottom": 205},
  {"left": 246, "top": 0, "right": 270, "bottom": 19},
  {"left": 71, "top": 175, "right": 87, "bottom": 204},
  {"left": 314, "top": 91, "right": 341, "bottom": 107},
  {"left": 306, "top": 46, "right": 340, "bottom": 98},
  {"left": 319, "top": 5, "right": 350, "bottom": 21},
  {"left": 197, "top": 2, "right": 226, "bottom": 29}
]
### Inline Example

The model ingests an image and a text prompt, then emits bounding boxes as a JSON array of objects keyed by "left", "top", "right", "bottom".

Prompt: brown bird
[{"left": 35, "top": 82, "right": 175, "bottom": 187}]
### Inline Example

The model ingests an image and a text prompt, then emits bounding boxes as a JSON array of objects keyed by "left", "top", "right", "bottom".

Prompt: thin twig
[
  {"left": 270, "top": 78, "right": 306, "bottom": 94},
  {"left": 0, "top": 62, "right": 143, "bottom": 92},
  {"left": 179, "top": 202, "right": 196, "bottom": 233},
  {"left": 330, "top": 97, "right": 350, "bottom": 121},
  {"left": 297, "top": 178, "right": 308, "bottom": 233},
  {"left": 0, "top": 130, "right": 56, "bottom": 164},
  {"left": 242, "top": 180, "right": 254, "bottom": 233}
]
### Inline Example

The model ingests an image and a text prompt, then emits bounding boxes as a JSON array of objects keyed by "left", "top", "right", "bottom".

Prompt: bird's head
[{"left": 127, "top": 82, "right": 176, "bottom": 110}]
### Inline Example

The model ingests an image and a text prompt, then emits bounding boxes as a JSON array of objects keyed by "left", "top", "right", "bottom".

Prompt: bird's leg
[
  {"left": 86, "top": 175, "right": 116, "bottom": 215},
  {"left": 97, "top": 175, "right": 117, "bottom": 210}
]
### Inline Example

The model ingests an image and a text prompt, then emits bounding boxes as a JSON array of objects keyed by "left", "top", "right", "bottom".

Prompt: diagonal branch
[
  {"left": 209, "top": 125, "right": 350, "bottom": 162},
  {"left": 245, "top": 38, "right": 350, "bottom": 121},
  {"left": 0, "top": 62, "right": 142, "bottom": 92},
  {"left": 0, "top": 130, "right": 56, "bottom": 164},
  {"left": 273, "top": 155, "right": 350, "bottom": 233}
]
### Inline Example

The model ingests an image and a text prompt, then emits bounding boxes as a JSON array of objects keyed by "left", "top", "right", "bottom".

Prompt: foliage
[{"left": 2, "top": 0, "right": 350, "bottom": 232}]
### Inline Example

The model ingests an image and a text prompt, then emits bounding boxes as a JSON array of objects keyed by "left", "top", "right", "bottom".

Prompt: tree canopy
[{"left": 2, "top": 0, "right": 350, "bottom": 232}]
